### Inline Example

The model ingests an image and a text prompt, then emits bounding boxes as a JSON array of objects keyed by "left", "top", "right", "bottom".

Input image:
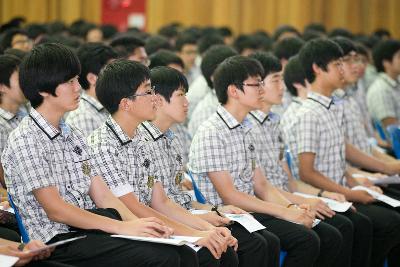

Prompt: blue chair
[
  {"left": 8, "top": 193, "right": 30, "bottom": 243},
  {"left": 386, "top": 124, "right": 400, "bottom": 159},
  {"left": 284, "top": 146, "right": 296, "bottom": 177},
  {"left": 186, "top": 171, "right": 207, "bottom": 204},
  {"left": 374, "top": 120, "right": 387, "bottom": 141}
]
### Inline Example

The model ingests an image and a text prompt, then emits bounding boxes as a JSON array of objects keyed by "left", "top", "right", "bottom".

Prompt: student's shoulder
[{"left": 87, "top": 122, "right": 117, "bottom": 149}]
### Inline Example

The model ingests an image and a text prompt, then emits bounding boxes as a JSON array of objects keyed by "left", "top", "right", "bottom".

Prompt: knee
[
  {"left": 151, "top": 247, "right": 181, "bottom": 267},
  {"left": 259, "top": 230, "right": 280, "bottom": 255}
]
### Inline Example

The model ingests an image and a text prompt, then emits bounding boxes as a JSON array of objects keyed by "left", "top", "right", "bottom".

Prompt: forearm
[
  {"left": 191, "top": 201, "right": 213, "bottom": 211},
  {"left": 372, "top": 147, "right": 397, "bottom": 162},
  {"left": 300, "top": 168, "right": 349, "bottom": 195},
  {"left": 293, "top": 180, "right": 320, "bottom": 195},
  {"left": 345, "top": 143, "right": 387, "bottom": 173},
  {"left": 0, "top": 238, "right": 19, "bottom": 247},
  {"left": 278, "top": 188, "right": 307, "bottom": 205},
  {"left": 0, "top": 164, "right": 5, "bottom": 189}
]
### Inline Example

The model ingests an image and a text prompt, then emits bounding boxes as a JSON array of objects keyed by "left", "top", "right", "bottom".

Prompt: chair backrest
[
  {"left": 284, "top": 146, "right": 295, "bottom": 177},
  {"left": 186, "top": 171, "right": 207, "bottom": 204},
  {"left": 8, "top": 193, "right": 30, "bottom": 243},
  {"left": 374, "top": 120, "right": 387, "bottom": 141},
  {"left": 386, "top": 124, "right": 400, "bottom": 159}
]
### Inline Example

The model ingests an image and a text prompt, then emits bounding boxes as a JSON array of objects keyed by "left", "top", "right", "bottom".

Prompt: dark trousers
[
  {"left": 257, "top": 229, "right": 281, "bottom": 267},
  {"left": 252, "top": 213, "right": 322, "bottom": 267},
  {"left": 228, "top": 222, "right": 269, "bottom": 267},
  {"left": 354, "top": 203, "right": 400, "bottom": 267},
  {"left": 323, "top": 213, "right": 354, "bottom": 267}
]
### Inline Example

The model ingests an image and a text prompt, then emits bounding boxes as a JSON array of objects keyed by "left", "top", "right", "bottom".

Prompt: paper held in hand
[
  {"left": 111, "top": 235, "right": 202, "bottom": 251},
  {"left": 352, "top": 174, "right": 400, "bottom": 185},
  {"left": 352, "top": 186, "right": 400, "bottom": 207},
  {"left": 293, "top": 192, "right": 353, "bottom": 212}
]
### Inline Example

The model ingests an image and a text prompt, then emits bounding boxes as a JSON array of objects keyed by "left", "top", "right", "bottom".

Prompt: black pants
[
  {"left": 228, "top": 222, "right": 268, "bottom": 267},
  {"left": 0, "top": 225, "right": 20, "bottom": 242},
  {"left": 354, "top": 203, "right": 400, "bottom": 267},
  {"left": 322, "top": 213, "right": 353, "bottom": 267},
  {"left": 257, "top": 229, "right": 281, "bottom": 267},
  {"left": 252, "top": 213, "right": 322, "bottom": 267}
]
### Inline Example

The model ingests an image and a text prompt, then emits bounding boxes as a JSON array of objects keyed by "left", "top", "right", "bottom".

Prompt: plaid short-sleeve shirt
[
  {"left": 280, "top": 97, "right": 303, "bottom": 146},
  {"left": 66, "top": 92, "right": 109, "bottom": 137},
  {"left": 88, "top": 116, "right": 159, "bottom": 206},
  {"left": 139, "top": 121, "right": 192, "bottom": 209},
  {"left": 0, "top": 107, "right": 27, "bottom": 154},
  {"left": 286, "top": 92, "right": 347, "bottom": 185},
  {"left": 367, "top": 73, "right": 400, "bottom": 121},
  {"left": 188, "top": 106, "right": 257, "bottom": 206},
  {"left": 188, "top": 90, "right": 219, "bottom": 136},
  {"left": 248, "top": 110, "right": 289, "bottom": 191},
  {"left": 1, "top": 109, "right": 96, "bottom": 242},
  {"left": 170, "top": 123, "right": 192, "bottom": 166}
]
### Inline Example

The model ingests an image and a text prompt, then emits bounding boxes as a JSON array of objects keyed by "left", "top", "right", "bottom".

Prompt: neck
[
  {"left": 223, "top": 101, "right": 250, "bottom": 123},
  {"left": 36, "top": 103, "right": 65, "bottom": 129},
  {"left": 112, "top": 111, "right": 142, "bottom": 138},
  {"left": 310, "top": 79, "right": 335, "bottom": 97},
  {"left": 385, "top": 70, "right": 399, "bottom": 81},
  {"left": 0, "top": 98, "right": 21, "bottom": 114},
  {"left": 152, "top": 113, "right": 174, "bottom": 133},
  {"left": 260, "top": 102, "right": 272, "bottom": 114},
  {"left": 86, "top": 86, "right": 98, "bottom": 100}
]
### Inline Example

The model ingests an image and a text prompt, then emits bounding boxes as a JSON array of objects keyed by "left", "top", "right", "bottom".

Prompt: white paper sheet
[
  {"left": 111, "top": 235, "right": 201, "bottom": 247},
  {"left": 0, "top": 254, "right": 19, "bottom": 267},
  {"left": 293, "top": 192, "right": 353, "bottom": 212},
  {"left": 352, "top": 186, "right": 400, "bottom": 207},
  {"left": 352, "top": 173, "right": 400, "bottom": 185},
  {"left": 224, "top": 214, "right": 266, "bottom": 232}
]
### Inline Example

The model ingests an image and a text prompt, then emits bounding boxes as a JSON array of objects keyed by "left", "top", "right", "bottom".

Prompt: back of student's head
[
  {"left": 298, "top": 38, "right": 343, "bottom": 83},
  {"left": 77, "top": 43, "right": 118, "bottom": 90},
  {"left": 145, "top": 35, "right": 172, "bottom": 55},
  {"left": 200, "top": 44, "right": 238, "bottom": 88},
  {"left": 213, "top": 55, "right": 264, "bottom": 105},
  {"left": 149, "top": 49, "right": 184, "bottom": 70},
  {"left": 96, "top": 59, "right": 150, "bottom": 114},
  {"left": 284, "top": 55, "right": 306, "bottom": 97},
  {"left": 233, "top": 34, "right": 258, "bottom": 55},
  {"left": 273, "top": 25, "right": 300, "bottom": 41},
  {"left": 304, "top": 23, "right": 326, "bottom": 34},
  {"left": 197, "top": 34, "right": 224, "bottom": 55},
  {"left": 273, "top": 37, "right": 305, "bottom": 61},
  {"left": 0, "top": 55, "right": 22, "bottom": 103},
  {"left": 331, "top": 37, "right": 356, "bottom": 56},
  {"left": 151, "top": 66, "right": 188, "bottom": 102},
  {"left": 249, "top": 51, "right": 282, "bottom": 78},
  {"left": 372, "top": 39, "right": 400, "bottom": 72},
  {"left": 110, "top": 35, "right": 145, "bottom": 58},
  {"left": 175, "top": 34, "right": 197, "bottom": 52},
  {"left": 19, "top": 43, "right": 81, "bottom": 108},
  {"left": 3, "top": 48, "right": 27, "bottom": 60}
]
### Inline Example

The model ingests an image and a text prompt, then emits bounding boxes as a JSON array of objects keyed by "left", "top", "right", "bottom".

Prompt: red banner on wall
[{"left": 101, "top": 0, "right": 146, "bottom": 31}]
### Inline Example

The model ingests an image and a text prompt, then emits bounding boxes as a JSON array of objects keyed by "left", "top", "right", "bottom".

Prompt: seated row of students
[{"left": 1, "top": 37, "right": 400, "bottom": 267}]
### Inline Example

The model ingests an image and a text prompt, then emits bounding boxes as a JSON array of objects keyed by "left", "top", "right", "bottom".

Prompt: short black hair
[
  {"left": 0, "top": 28, "right": 29, "bottom": 53},
  {"left": 197, "top": 34, "right": 224, "bottom": 55},
  {"left": 145, "top": 35, "right": 171, "bottom": 55},
  {"left": 372, "top": 39, "right": 400, "bottom": 72},
  {"left": 213, "top": 55, "right": 264, "bottom": 105},
  {"left": 19, "top": 43, "right": 81, "bottom": 108},
  {"left": 302, "top": 30, "right": 325, "bottom": 41},
  {"left": 200, "top": 45, "right": 238, "bottom": 88},
  {"left": 373, "top": 28, "right": 391, "bottom": 39},
  {"left": 250, "top": 51, "right": 282, "bottom": 78},
  {"left": 151, "top": 66, "right": 188, "bottom": 102},
  {"left": 96, "top": 59, "right": 150, "bottom": 114},
  {"left": 0, "top": 54, "right": 21, "bottom": 87},
  {"left": 284, "top": 55, "right": 306, "bottom": 97},
  {"left": 328, "top": 28, "right": 354, "bottom": 39},
  {"left": 175, "top": 34, "right": 197, "bottom": 52},
  {"left": 76, "top": 43, "right": 118, "bottom": 90},
  {"left": 273, "top": 25, "right": 300, "bottom": 41},
  {"left": 158, "top": 25, "right": 179, "bottom": 39},
  {"left": 25, "top": 23, "right": 47, "bottom": 40},
  {"left": 218, "top": 26, "right": 233, "bottom": 37},
  {"left": 331, "top": 37, "right": 356, "bottom": 56},
  {"left": 355, "top": 42, "right": 368, "bottom": 58},
  {"left": 149, "top": 49, "right": 184, "bottom": 69},
  {"left": 100, "top": 24, "right": 118, "bottom": 40},
  {"left": 298, "top": 38, "right": 343, "bottom": 83},
  {"left": 3, "top": 48, "right": 27, "bottom": 60},
  {"left": 273, "top": 37, "right": 304, "bottom": 60},
  {"left": 110, "top": 35, "right": 145, "bottom": 58},
  {"left": 233, "top": 34, "right": 258, "bottom": 54},
  {"left": 304, "top": 23, "right": 326, "bottom": 34}
]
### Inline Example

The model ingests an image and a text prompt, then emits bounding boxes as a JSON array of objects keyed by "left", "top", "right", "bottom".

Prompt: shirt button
[{"left": 78, "top": 197, "right": 81, "bottom": 201}]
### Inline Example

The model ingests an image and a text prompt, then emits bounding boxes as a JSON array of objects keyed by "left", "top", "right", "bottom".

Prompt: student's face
[
  {"left": 53, "top": 76, "right": 81, "bottom": 112},
  {"left": 355, "top": 54, "right": 368, "bottom": 78},
  {"left": 321, "top": 59, "right": 344, "bottom": 89},
  {"left": 86, "top": 28, "right": 103, "bottom": 43},
  {"left": 261, "top": 71, "right": 285, "bottom": 105},
  {"left": 128, "top": 47, "right": 149, "bottom": 66},
  {"left": 11, "top": 34, "right": 32, "bottom": 52},
  {"left": 341, "top": 51, "right": 360, "bottom": 84},
  {"left": 178, "top": 44, "right": 197, "bottom": 69},
  {"left": 0, "top": 70, "right": 26, "bottom": 105},
  {"left": 127, "top": 80, "right": 158, "bottom": 121},
  {"left": 159, "top": 87, "right": 188, "bottom": 123},
  {"left": 237, "top": 75, "right": 264, "bottom": 110},
  {"left": 390, "top": 50, "right": 400, "bottom": 75}
]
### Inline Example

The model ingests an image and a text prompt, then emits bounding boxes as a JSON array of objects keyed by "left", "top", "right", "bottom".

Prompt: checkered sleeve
[
  {"left": 0, "top": 128, "right": 8, "bottom": 155},
  {"left": 370, "top": 88, "right": 397, "bottom": 121},
  {"left": 189, "top": 127, "right": 230, "bottom": 173},
  {"left": 295, "top": 111, "right": 320, "bottom": 155},
  {"left": 2, "top": 133, "right": 58, "bottom": 192},
  {"left": 67, "top": 113, "right": 97, "bottom": 138},
  {"left": 89, "top": 142, "right": 133, "bottom": 197}
]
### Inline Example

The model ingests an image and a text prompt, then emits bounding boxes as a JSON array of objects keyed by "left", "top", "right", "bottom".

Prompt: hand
[
  {"left": 0, "top": 200, "right": 10, "bottom": 209},
  {"left": 355, "top": 177, "right": 374, "bottom": 187},
  {"left": 322, "top": 191, "right": 346, "bottom": 202},
  {"left": 346, "top": 190, "right": 375, "bottom": 204},
  {"left": 219, "top": 205, "right": 247, "bottom": 214},
  {"left": 305, "top": 198, "right": 335, "bottom": 219},
  {"left": 119, "top": 217, "right": 173, "bottom": 238},
  {"left": 215, "top": 227, "right": 238, "bottom": 251},
  {"left": 283, "top": 207, "right": 315, "bottom": 228},
  {"left": 196, "top": 229, "right": 230, "bottom": 259},
  {"left": 195, "top": 212, "right": 231, "bottom": 226},
  {"left": 0, "top": 244, "right": 37, "bottom": 266},
  {"left": 181, "top": 179, "right": 193, "bottom": 191},
  {"left": 385, "top": 162, "right": 400, "bottom": 175},
  {"left": 25, "top": 240, "right": 52, "bottom": 261},
  {"left": 367, "top": 185, "right": 383, "bottom": 194}
]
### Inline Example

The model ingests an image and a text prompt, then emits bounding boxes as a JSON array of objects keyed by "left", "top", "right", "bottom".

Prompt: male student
[
  {"left": 367, "top": 39, "right": 400, "bottom": 128},
  {"left": 248, "top": 51, "right": 352, "bottom": 267},
  {"left": 88, "top": 59, "right": 239, "bottom": 267},
  {"left": 66, "top": 43, "right": 117, "bottom": 137},
  {"left": 138, "top": 65, "right": 275, "bottom": 267},
  {"left": 287, "top": 38, "right": 400, "bottom": 267},
  {"left": 1, "top": 43, "right": 194, "bottom": 267},
  {"left": 110, "top": 35, "right": 149, "bottom": 66},
  {"left": 188, "top": 55, "right": 324, "bottom": 267},
  {"left": 175, "top": 34, "right": 200, "bottom": 85}
]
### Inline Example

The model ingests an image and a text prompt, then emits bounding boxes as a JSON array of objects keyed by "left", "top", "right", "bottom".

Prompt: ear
[
  {"left": 382, "top": 59, "right": 391, "bottom": 71},
  {"left": 38, "top": 91, "right": 51, "bottom": 98},
  {"left": 86, "top": 73, "right": 97, "bottom": 86},
  {"left": 227, "top": 84, "right": 239, "bottom": 100},
  {"left": 0, "top": 84, "right": 8, "bottom": 94},
  {"left": 119, "top": 98, "right": 132, "bottom": 112},
  {"left": 312, "top": 63, "right": 322, "bottom": 77}
]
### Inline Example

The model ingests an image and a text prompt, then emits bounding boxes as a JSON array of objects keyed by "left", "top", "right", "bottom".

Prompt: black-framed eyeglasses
[
  {"left": 126, "top": 85, "right": 156, "bottom": 99},
  {"left": 242, "top": 80, "right": 265, "bottom": 88}
]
